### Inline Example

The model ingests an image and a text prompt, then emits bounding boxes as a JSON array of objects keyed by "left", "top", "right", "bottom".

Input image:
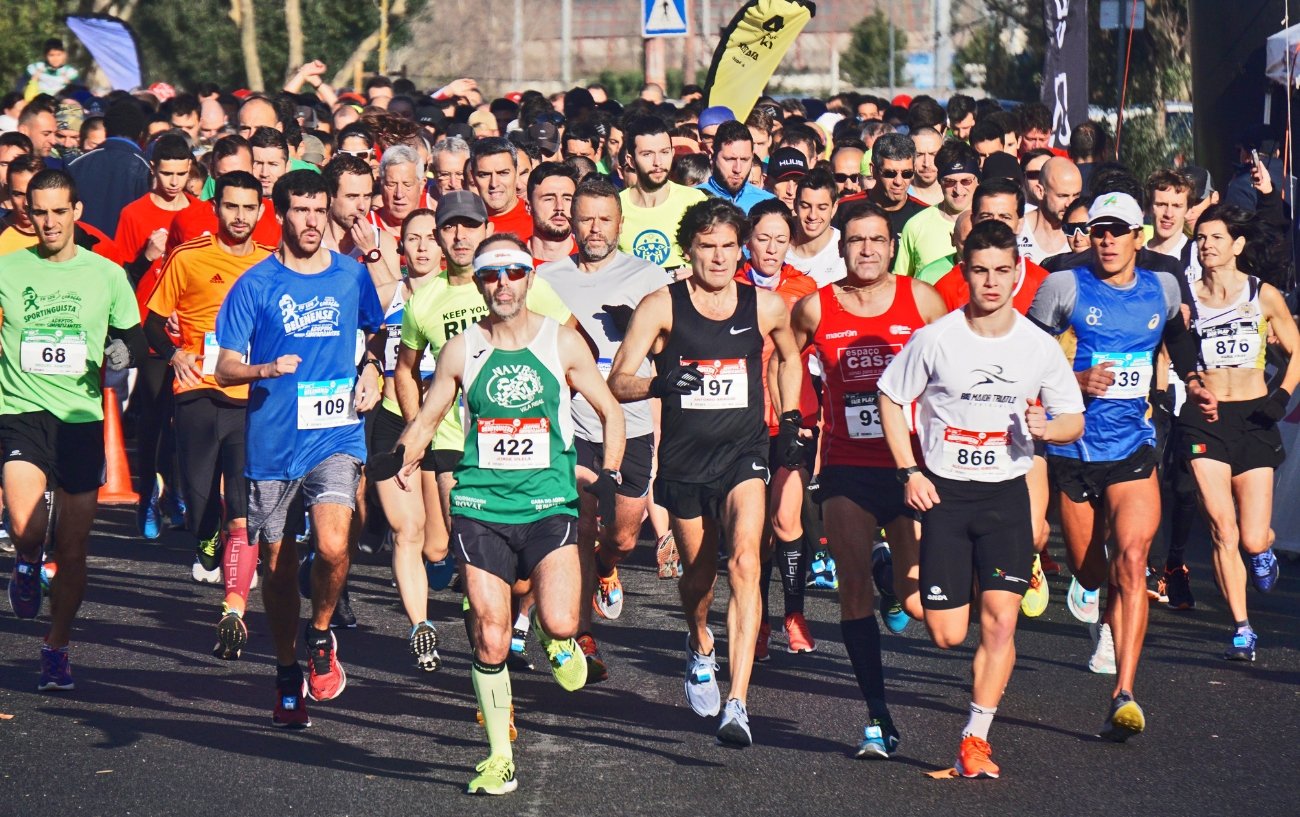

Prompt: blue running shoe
[
  {"left": 1250, "top": 549, "right": 1279, "bottom": 593},
  {"left": 163, "top": 488, "right": 186, "bottom": 530},
  {"left": 855, "top": 715, "right": 901, "bottom": 758},
  {"left": 298, "top": 552, "right": 314, "bottom": 600},
  {"left": 9, "top": 558, "right": 41, "bottom": 619},
  {"left": 1224, "top": 629, "right": 1257, "bottom": 662},
  {"left": 38, "top": 644, "right": 74, "bottom": 691},
  {"left": 425, "top": 554, "right": 456, "bottom": 591},
  {"left": 872, "top": 546, "right": 908, "bottom": 633},
  {"left": 138, "top": 478, "right": 162, "bottom": 540},
  {"left": 1066, "top": 576, "right": 1100, "bottom": 624}
]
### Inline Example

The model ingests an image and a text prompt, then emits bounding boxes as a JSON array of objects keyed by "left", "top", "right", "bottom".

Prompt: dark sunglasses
[
  {"left": 876, "top": 168, "right": 914, "bottom": 180},
  {"left": 474, "top": 265, "right": 531, "bottom": 283},
  {"left": 1089, "top": 223, "right": 1135, "bottom": 239},
  {"left": 1063, "top": 222, "right": 1089, "bottom": 238},
  {"left": 1024, "top": 170, "right": 1042, "bottom": 181},
  {"left": 833, "top": 172, "right": 862, "bottom": 184}
]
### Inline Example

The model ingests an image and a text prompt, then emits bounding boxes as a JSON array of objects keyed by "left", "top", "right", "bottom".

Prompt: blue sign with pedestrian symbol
[{"left": 644, "top": 0, "right": 689, "bottom": 37}]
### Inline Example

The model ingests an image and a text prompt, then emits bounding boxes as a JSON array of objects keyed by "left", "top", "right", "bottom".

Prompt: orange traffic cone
[{"left": 98, "top": 386, "right": 140, "bottom": 505}]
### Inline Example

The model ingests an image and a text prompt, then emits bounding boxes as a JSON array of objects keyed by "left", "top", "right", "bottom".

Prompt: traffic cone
[{"left": 98, "top": 386, "right": 140, "bottom": 505}]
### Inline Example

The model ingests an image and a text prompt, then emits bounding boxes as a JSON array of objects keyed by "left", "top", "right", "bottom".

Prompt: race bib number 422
[
  {"left": 296, "top": 379, "right": 359, "bottom": 429},
  {"left": 477, "top": 417, "right": 550, "bottom": 469},
  {"left": 20, "top": 328, "right": 88, "bottom": 376},
  {"left": 679, "top": 358, "right": 748, "bottom": 410}
]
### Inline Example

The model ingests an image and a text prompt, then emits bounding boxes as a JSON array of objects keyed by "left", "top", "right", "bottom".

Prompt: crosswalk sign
[{"left": 643, "top": 0, "right": 689, "bottom": 38}]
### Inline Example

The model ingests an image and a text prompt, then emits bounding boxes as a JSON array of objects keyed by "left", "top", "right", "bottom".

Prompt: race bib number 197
[{"left": 679, "top": 358, "right": 748, "bottom": 410}]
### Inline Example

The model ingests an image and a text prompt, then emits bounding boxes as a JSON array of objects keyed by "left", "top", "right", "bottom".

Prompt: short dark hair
[
  {"left": 527, "top": 161, "right": 580, "bottom": 200},
  {"left": 969, "top": 118, "right": 1003, "bottom": 147},
  {"left": 907, "top": 97, "right": 946, "bottom": 132},
  {"left": 946, "top": 94, "right": 977, "bottom": 124},
  {"left": 572, "top": 177, "right": 621, "bottom": 214},
  {"left": 748, "top": 197, "right": 797, "bottom": 238},
  {"left": 27, "top": 168, "right": 77, "bottom": 205},
  {"left": 470, "top": 136, "right": 517, "bottom": 169},
  {"left": 837, "top": 199, "right": 892, "bottom": 239},
  {"left": 796, "top": 167, "right": 840, "bottom": 204},
  {"left": 677, "top": 197, "right": 750, "bottom": 252},
  {"left": 214, "top": 170, "right": 261, "bottom": 204},
  {"left": 1069, "top": 120, "right": 1109, "bottom": 163},
  {"left": 336, "top": 123, "right": 374, "bottom": 148},
  {"left": 151, "top": 133, "right": 193, "bottom": 164},
  {"left": 987, "top": 110, "right": 1020, "bottom": 138},
  {"left": 1145, "top": 168, "right": 1194, "bottom": 208},
  {"left": 211, "top": 134, "right": 251, "bottom": 167},
  {"left": 0, "top": 131, "right": 32, "bottom": 152},
  {"left": 248, "top": 126, "right": 289, "bottom": 158},
  {"left": 972, "top": 177, "right": 1025, "bottom": 218},
  {"left": 104, "top": 99, "right": 148, "bottom": 141},
  {"left": 167, "top": 93, "right": 201, "bottom": 120},
  {"left": 712, "top": 120, "right": 752, "bottom": 152},
  {"left": 1019, "top": 148, "right": 1053, "bottom": 171},
  {"left": 43, "top": 38, "right": 65, "bottom": 54},
  {"left": 962, "top": 219, "right": 1019, "bottom": 264},
  {"left": 564, "top": 122, "right": 600, "bottom": 151},
  {"left": 1016, "top": 103, "right": 1051, "bottom": 135},
  {"left": 10, "top": 154, "right": 46, "bottom": 177},
  {"left": 271, "top": 168, "right": 329, "bottom": 215},
  {"left": 621, "top": 115, "right": 669, "bottom": 158},
  {"left": 18, "top": 96, "right": 57, "bottom": 125},
  {"left": 1090, "top": 168, "right": 1145, "bottom": 208},
  {"left": 780, "top": 122, "right": 821, "bottom": 156},
  {"left": 936, "top": 139, "right": 980, "bottom": 173},
  {"left": 364, "top": 75, "right": 394, "bottom": 92},
  {"left": 323, "top": 154, "right": 373, "bottom": 195}
]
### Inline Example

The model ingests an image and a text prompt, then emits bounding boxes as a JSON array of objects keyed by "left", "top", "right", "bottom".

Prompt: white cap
[
  {"left": 814, "top": 111, "right": 844, "bottom": 135},
  {"left": 1087, "top": 192, "right": 1144, "bottom": 230}
]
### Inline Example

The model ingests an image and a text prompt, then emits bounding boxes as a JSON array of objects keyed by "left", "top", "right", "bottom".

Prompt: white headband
[{"left": 472, "top": 248, "right": 534, "bottom": 272}]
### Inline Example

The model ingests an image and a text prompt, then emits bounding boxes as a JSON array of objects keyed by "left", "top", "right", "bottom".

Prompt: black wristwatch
[
  {"left": 896, "top": 465, "right": 922, "bottom": 484},
  {"left": 603, "top": 468, "right": 623, "bottom": 485},
  {"left": 357, "top": 356, "right": 383, "bottom": 378},
  {"left": 362, "top": 248, "right": 383, "bottom": 264}
]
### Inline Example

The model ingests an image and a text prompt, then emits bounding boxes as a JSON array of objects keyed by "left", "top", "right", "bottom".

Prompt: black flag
[{"left": 1041, "top": 0, "right": 1089, "bottom": 149}]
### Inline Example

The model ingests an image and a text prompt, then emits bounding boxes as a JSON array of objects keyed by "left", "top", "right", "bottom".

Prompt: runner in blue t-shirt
[
  {"left": 215, "top": 170, "right": 384, "bottom": 728},
  {"left": 1027, "top": 192, "right": 1213, "bottom": 744}
]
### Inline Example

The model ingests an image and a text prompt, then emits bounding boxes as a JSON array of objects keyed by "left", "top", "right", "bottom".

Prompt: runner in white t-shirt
[
  {"left": 877, "top": 220, "right": 1084, "bottom": 780},
  {"left": 786, "top": 168, "right": 847, "bottom": 287}
]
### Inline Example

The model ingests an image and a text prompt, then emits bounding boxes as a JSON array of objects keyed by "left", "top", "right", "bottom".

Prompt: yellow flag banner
[{"left": 704, "top": 0, "right": 816, "bottom": 121}]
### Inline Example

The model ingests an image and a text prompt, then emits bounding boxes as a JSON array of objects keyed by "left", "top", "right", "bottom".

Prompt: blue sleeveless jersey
[{"left": 1046, "top": 268, "right": 1168, "bottom": 462}]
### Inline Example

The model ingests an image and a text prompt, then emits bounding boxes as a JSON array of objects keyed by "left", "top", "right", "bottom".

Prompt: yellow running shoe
[
  {"left": 467, "top": 755, "right": 517, "bottom": 795},
  {"left": 1020, "top": 554, "right": 1049, "bottom": 617},
  {"left": 532, "top": 611, "right": 588, "bottom": 692}
]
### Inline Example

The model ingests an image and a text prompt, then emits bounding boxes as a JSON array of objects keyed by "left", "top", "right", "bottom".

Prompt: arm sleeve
[
  {"left": 1026, "top": 270, "right": 1076, "bottom": 335},
  {"left": 108, "top": 324, "right": 149, "bottom": 367},
  {"left": 143, "top": 311, "right": 178, "bottom": 360},
  {"left": 1163, "top": 307, "right": 1201, "bottom": 381},
  {"left": 1157, "top": 271, "right": 1183, "bottom": 322}
]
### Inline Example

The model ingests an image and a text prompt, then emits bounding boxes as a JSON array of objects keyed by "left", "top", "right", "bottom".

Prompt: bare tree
[
  {"left": 330, "top": 0, "right": 408, "bottom": 86},
  {"left": 286, "top": 0, "right": 304, "bottom": 74},
  {"left": 230, "top": 0, "right": 264, "bottom": 91}
]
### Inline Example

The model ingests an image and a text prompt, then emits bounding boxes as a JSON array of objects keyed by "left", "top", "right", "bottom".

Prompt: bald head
[
  {"left": 237, "top": 98, "right": 280, "bottom": 138},
  {"left": 199, "top": 98, "right": 226, "bottom": 142},
  {"left": 1040, "top": 157, "right": 1082, "bottom": 225},
  {"left": 953, "top": 209, "right": 974, "bottom": 256}
]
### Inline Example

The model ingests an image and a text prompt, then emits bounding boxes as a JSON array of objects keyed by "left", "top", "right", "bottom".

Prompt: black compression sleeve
[
  {"left": 1163, "top": 312, "right": 1200, "bottom": 381},
  {"left": 142, "top": 312, "right": 177, "bottom": 360},
  {"left": 111, "top": 324, "right": 151, "bottom": 368}
]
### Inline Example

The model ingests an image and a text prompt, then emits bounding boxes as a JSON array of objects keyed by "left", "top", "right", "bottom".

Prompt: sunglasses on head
[
  {"left": 473, "top": 265, "right": 531, "bottom": 283},
  {"left": 876, "top": 168, "right": 914, "bottom": 180},
  {"left": 1063, "top": 222, "right": 1089, "bottom": 238}
]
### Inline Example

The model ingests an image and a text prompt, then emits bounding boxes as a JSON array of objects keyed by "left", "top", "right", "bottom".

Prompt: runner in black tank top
[
  {"left": 608, "top": 198, "right": 806, "bottom": 748},
  {"left": 654, "top": 280, "right": 766, "bottom": 483}
]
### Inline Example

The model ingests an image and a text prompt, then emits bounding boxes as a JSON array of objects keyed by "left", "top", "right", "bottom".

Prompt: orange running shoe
[
  {"left": 656, "top": 532, "right": 680, "bottom": 579},
  {"left": 784, "top": 611, "right": 816, "bottom": 653},
  {"left": 576, "top": 632, "right": 609, "bottom": 683},
  {"left": 475, "top": 703, "right": 518, "bottom": 741},
  {"left": 1039, "top": 551, "right": 1062, "bottom": 576},
  {"left": 755, "top": 620, "right": 771, "bottom": 662},
  {"left": 956, "top": 735, "right": 1000, "bottom": 779}
]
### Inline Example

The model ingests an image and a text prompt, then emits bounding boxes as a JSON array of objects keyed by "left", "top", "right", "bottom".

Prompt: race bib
[
  {"left": 844, "top": 391, "right": 882, "bottom": 439},
  {"left": 296, "top": 379, "right": 359, "bottom": 429},
  {"left": 680, "top": 358, "right": 748, "bottom": 410},
  {"left": 202, "top": 332, "right": 249, "bottom": 377},
  {"left": 1091, "top": 351, "right": 1152, "bottom": 399},
  {"left": 20, "top": 328, "right": 87, "bottom": 376},
  {"left": 1200, "top": 323, "right": 1260, "bottom": 369},
  {"left": 596, "top": 357, "right": 612, "bottom": 379},
  {"left": 477, "top": 417, "right": 550, "bottom": 469},
  {"left": 940, "top": 428, "right": 1011, "bottom": 479}
]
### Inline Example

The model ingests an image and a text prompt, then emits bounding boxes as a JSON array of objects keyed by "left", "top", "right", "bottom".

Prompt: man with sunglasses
[
  {"left": 1027, "top": 192, "right": 1211, "bottom": 743},
  {"left": 787, "top": 167, "right": 846, "bottom": 287},
  {"left": 895, "top": 141, "right": 980, "bottom": 278},
  {"left": 377, "top": 234, "right": 625, "bottom": 796},
  {"left": 829, "top": 141, "right": 866, "bottom": 198},
  {"left": 834, "top": 133, "right": 924, "bottom": 249},
  {"left": 1020, "top": 156, "right": 1080, "bottom": 264}
]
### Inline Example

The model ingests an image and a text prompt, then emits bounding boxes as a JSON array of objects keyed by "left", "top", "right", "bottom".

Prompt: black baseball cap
[
  {"left": 527, "top": 121, "right": 560, "bottom": 154},
  {"left": 769, "top": 147, "right": 809, "bottom": 182},
  {"left": 435, "top": 190, "right": 489, "bottom": 228}
]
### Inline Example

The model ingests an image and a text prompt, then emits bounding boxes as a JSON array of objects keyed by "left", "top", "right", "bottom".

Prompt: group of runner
[{"left": 1, "top": 71, "right": 1294, "bottom": 794}]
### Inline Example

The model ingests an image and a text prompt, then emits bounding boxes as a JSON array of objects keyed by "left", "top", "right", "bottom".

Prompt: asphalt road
[{"left": 1, "top": 507, "right": 1297, "bottom": 817}]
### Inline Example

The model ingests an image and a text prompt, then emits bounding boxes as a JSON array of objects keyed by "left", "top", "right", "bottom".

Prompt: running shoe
[
  {"left": 40, "top": 559, "right": 55, "bottom": 591},
  {"left": 410, "top": 620, "right": 441, "bottom": 672},
  {"left": 855, "top": 715, "right": 901, "bottom": 759},
  {"left": 532, "top": 611, "right": 587, "bottom": 692},
  {"left": 425, "top": 555, "right": 456, "bottom": 591},
  {"left": 809, "top": 551, "right": 839, "bottom": 589},
  {"left": 330, "top": 588, "right": 358, "bottom": 629},
  {"left": 1066, "top": 576, "right": 1100, "bottom": 624},
  {"left": 304, "top": 627, "right": 347, "bottom": 701},
  {"left": 656, "top": 532, "right": 680, "bottom": 579},
  {"left": 475, "top": 704, "right": 518, "bottom": 741},
  {"left": 1164, "top": 565, "right": 1195, "bottom": 610},
  {"left": 1250, "top": 548, "right": 1280, "bottom": 593},
  {"left": 1145, "top": 566, "right": 1168, "bottom": 603},
  {"left": 956, "top": 735, "right": 1000, "bottom": 778},
  {"left": 509, "top": 627, "right": 535, "bottom": 671},
  {"left": 1021, "top": 554, "right": 1049, "bottom": 617},
  {"left": 1088, "top": 622, "right": 1116, "bottom": 674},
  {"left": 297, "top": 552, "right": 314, "bottom": 600},
  {"left": 1099, "top": 691, "right": 1145, "bottom": 742},
  {"left": 1224, "top": 628, "right": 1257, "bottom": 662},
  {"left": 755, "top": 620, "right": 771, "bottom": 662},
  {"left": 191, "top": 533, "right": 222, "bottom": 584},
  {"left": 162, "top": 488, "right": 186, "bottom": 530},
  {"left": 214, "top": 607, "right": 248, "bottom": 661},
  {"left": 716, "top": 698, "right": 752, "bottom": 747},
  {"left": 0, "top": 523, "right": 13, "bottom": 554},
  {"left": 138, "top": 478, "right": 162, "bottom": 540},
  {"left": 1039, "top": 550, "right": 1062, "bottom": 575},
  {"left": 37, "top": 644, "right": 74, "bottom": 692},
  {"left": 783, "top": 611, "right": 815, "bottom": 653},
  {"left": 593, "top": 567, "right": 624, "bottom": 620},
  {"left": 577, "top": 632, "right": 608, "bottom": 683},
  {"left": 9, "top": 557, "right": 41, "bottom": 619},
  {"left": 272, "top": 670, "right": 311, "bottom": 728},
  {"left": 684, "top": 630, "right": 721, "bottom": 717},
  {"left": 467, "top": 755, "right": 517, "bottom": 796}
]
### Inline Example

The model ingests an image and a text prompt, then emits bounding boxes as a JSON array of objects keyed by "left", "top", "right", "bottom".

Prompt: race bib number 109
[{"left": 297, "top": 379, "right": 359, "bottom": 429}]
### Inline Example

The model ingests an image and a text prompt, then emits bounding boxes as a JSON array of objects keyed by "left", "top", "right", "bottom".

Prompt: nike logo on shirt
[{"left": 729, "top": 326, "right": 751, "bottom": 335}]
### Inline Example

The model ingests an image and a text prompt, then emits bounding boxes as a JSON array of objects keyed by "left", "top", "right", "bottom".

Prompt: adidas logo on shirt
[{"left": 209, "top": 274, "right": 225, "bottom": 284}]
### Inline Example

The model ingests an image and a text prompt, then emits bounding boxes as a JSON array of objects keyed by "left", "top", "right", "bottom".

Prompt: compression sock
[
  {"left": 962, "top": 703, "right": 997, "bottom": 740},
  {"left": 472, "top": 659, "right": 513, "bottom": 760},
  {"left": 841, "top": 616, "right": 887, "bottom": 718},
  {"left": 222, "top": 526, "right": 256, "bottom": 611},
  {"left": 778, "top": 537, "right": 806, "bottom": 615},
  {"left": 759, "top": 559, "right": 773, "bottom": 620},
  {"left": 1166, "top": 489, "right": 1196, "bottom": 571}
]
